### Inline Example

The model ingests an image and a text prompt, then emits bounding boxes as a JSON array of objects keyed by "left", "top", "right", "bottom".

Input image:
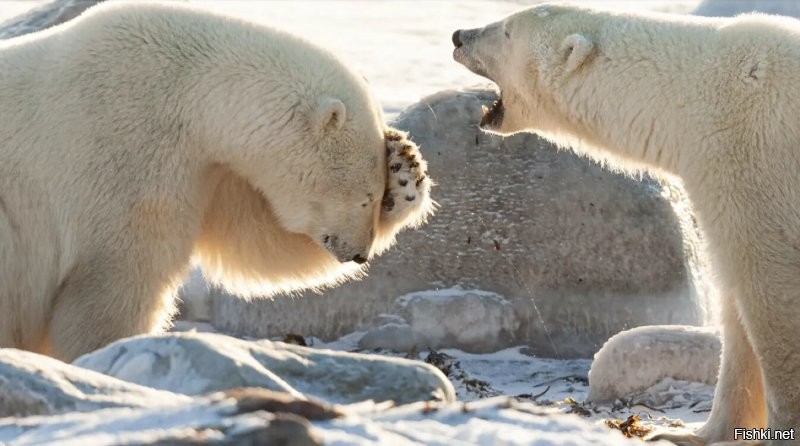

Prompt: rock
[
  {"left": 587, "top": 325, "right": 721, "bottom": 403},
  {"left": 0, "top": 348, "right": 191, "bottom": 417},
  {"left": 74, "top": 331, "right": 456, "bottom": 405},
  {"left": 358, "top": 321, "right": 417, "bottom": 352},
  {"left": 222, "top": 387, "right": 343, "bottom": 421},
  {"left": 693, "top": 0, "right": 800, "bottom": 17},
  {"left": 176, "top": 268, "right": 212, "bottom": 322},
  {"left": 359, "top": 288, "right": 519, "bottom": 353},
  {"left": 212, "top": 88, "right": 712, "bottom": 358},
  {"left": 0, "top": 389, "right": 323, "bottom": 446},
  {"left": 0, "top": 0, "right": 104, "bottom": 39}
]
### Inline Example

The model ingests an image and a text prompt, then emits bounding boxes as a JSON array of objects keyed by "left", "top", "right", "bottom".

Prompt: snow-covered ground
[
  {"left": 305, "top": 327, "right": 715, "bottom": 440},
  {"left": 172, "top": 321, "right": 716, "bottom": 440},
  {"left": 1, "top": 393, "right": 669, "bottom": 446},
  {"left": 0, "top": 0, "right": 700, "bottom": 118},
  {"left": 2, "top": 322, "right": 712, "bottom": 444}
]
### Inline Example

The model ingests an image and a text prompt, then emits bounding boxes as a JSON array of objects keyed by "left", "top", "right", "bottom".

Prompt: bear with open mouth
[{"left": 454, "top": 3, "right": 800, "bottom": 446}]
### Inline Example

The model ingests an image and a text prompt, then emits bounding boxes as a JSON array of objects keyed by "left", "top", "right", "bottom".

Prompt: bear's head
[
  {"left": 185, "top": 19, "right": 435, "bottom": 269},
  {"left": 263, "top": 91, "right": 389, "bottom": 265},
  {"left": 452, "top": 4, "right": 599, "bottom": 137},
  {"left": 199, "top": 62, "right": 433, "bottom": 266}
]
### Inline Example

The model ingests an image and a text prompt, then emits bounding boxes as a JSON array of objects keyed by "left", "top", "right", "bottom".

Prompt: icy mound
[
  {"left": 75, "top": 331, "right": 455, "bottom": 405},
  {"left": 587, "top": 325, "right": 720, "bottom": 403},
  {"left": 0, "top": 0, "right": 103, "bottom": 39},
  {"left": 0, "top": 348, "right": 190, "bottom": 418},
  {"left": 358, "top": 288, "right": 519, "bottom": 353}
]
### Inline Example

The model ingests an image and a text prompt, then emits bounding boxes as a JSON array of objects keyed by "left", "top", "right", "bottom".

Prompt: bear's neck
[{"left": 557, "top": 15, "right": 723, "bottom": 177}]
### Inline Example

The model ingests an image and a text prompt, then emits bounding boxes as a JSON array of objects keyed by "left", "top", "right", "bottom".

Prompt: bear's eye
[{"left": 504, "top": 30, "right": 510, "bottom": 39}]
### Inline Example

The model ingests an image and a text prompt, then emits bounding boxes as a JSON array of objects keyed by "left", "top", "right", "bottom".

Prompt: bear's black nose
[
  {"left": 351, "top": 254, "right": 368, "bottom": 264},
  {"left": 452, "top": 30, "right": 463, "bottom": 48}
]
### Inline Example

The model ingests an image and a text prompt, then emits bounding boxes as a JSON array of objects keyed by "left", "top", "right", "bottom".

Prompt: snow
[
  {"left": 316, "top": 397, "right": 660, "bottom": 446},
  {"left": 0, "top": 327, "right": 715, "bottom": 444},
  {"left": 0, "top": 0, "right": 701, "bottom": 119},
  {"left": 0, "top": 399, "right": 241, "bottom": 446},
  {"left": 0, "top": 2, "right": 46, "bottom": 22},
  {"left": 0, "top": 393, "right": 668, "bottom": 446},
  {"left": 312, "top": 325, "right": 716, "bottom": 438},
  {"left": 1, "top": 333, "right": 684, "bottom": 445}
]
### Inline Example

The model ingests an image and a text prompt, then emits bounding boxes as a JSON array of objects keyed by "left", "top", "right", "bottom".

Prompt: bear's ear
[
  {"left": 314, "top": 97, "right": 347, "bottom": 134},
  {"left": 560, "top": 33, "right": 594, "bottom": 73}
]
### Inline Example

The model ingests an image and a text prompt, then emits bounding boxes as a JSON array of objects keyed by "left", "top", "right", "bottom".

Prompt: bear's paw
[{"left": 381, "top": 128, "right": 433, "bottom": 228}]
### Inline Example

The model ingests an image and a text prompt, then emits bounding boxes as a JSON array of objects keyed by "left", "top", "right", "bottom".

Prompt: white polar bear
[
  {"left": 454, "top": 4, "right": 800, "bottom": 446},
  {"left": 0, "top": 1, "right": 433, "bottom": 361}
]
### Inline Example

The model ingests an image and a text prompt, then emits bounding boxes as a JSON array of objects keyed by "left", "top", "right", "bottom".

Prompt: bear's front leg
[
  {"left": 650, "top": 296, "right": 766, "bottom": 445},
  {"left": 47, "top": 258, "right": 179, "bottom": 361}
]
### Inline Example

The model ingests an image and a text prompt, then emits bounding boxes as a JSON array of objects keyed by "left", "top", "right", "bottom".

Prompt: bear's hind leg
[
  {"left": 735, "top": 280, "right": 800, "bottom": 445},
  {"left": 47, "top": 261, "right": 179, "bottom": 362},
  {"left": 650, "top": 295, "right": 766, "bottom": 445}
]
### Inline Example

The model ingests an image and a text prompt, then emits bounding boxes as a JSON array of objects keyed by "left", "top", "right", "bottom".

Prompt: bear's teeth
[
  {"left": 479, "top": 99, "right": 504, "bottom": 129},
  {"left": 481, "top": 105, "right": 489, "bottom": 116}
]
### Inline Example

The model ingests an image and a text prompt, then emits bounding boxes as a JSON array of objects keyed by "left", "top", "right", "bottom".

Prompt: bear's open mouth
[{"left": 480, "top": 97, "right": 504, "bottom": 130}]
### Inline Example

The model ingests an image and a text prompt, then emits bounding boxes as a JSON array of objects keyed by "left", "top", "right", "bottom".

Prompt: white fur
[
  {"left": 455, "top": 3, "right": 800, "bottom": 445},
  {"left": 0, "top": 1, "right": 432, "bottom": 361}
]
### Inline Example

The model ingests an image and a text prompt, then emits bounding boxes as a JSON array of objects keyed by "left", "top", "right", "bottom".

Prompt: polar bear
[
  {"left": 0, "top": 1, "right": 433, "bottom": 362},
  {"left": 453, "top": 4, "right": 800, "bottom": 446}
]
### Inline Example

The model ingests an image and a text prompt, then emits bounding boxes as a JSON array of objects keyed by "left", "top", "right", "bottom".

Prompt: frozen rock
[
  {"left": 359, "top": 288, "right": 519, "bottom": 353},
  {"left": 0, "top": 389, "right": 327, "bottom": 446},
  {"left": 358, "top": 321, "right": 417, "bottom": 352},
  {"left": 693, "top": 0, "right": 800, "bottom": 17},
  {"left": 74, "top": 331, "right": 455, "bottom": 405},
  {"left": 213, "top": 88, "right": 713, "bottom": 358},
  {"left": 176, "top": 268, "right": 212, "bottom": 322},
  {"left": 0, "top": 0, "right": 104, "bottom": 39},
  {"left": 0, "top": 348, "right": 190, "bottom": 417},
  {"left": 399, "top": 289, "right": 518, "bottom": 352},
  {"left": 587, "top": 325, "right": 721, "bottom": 403}
]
